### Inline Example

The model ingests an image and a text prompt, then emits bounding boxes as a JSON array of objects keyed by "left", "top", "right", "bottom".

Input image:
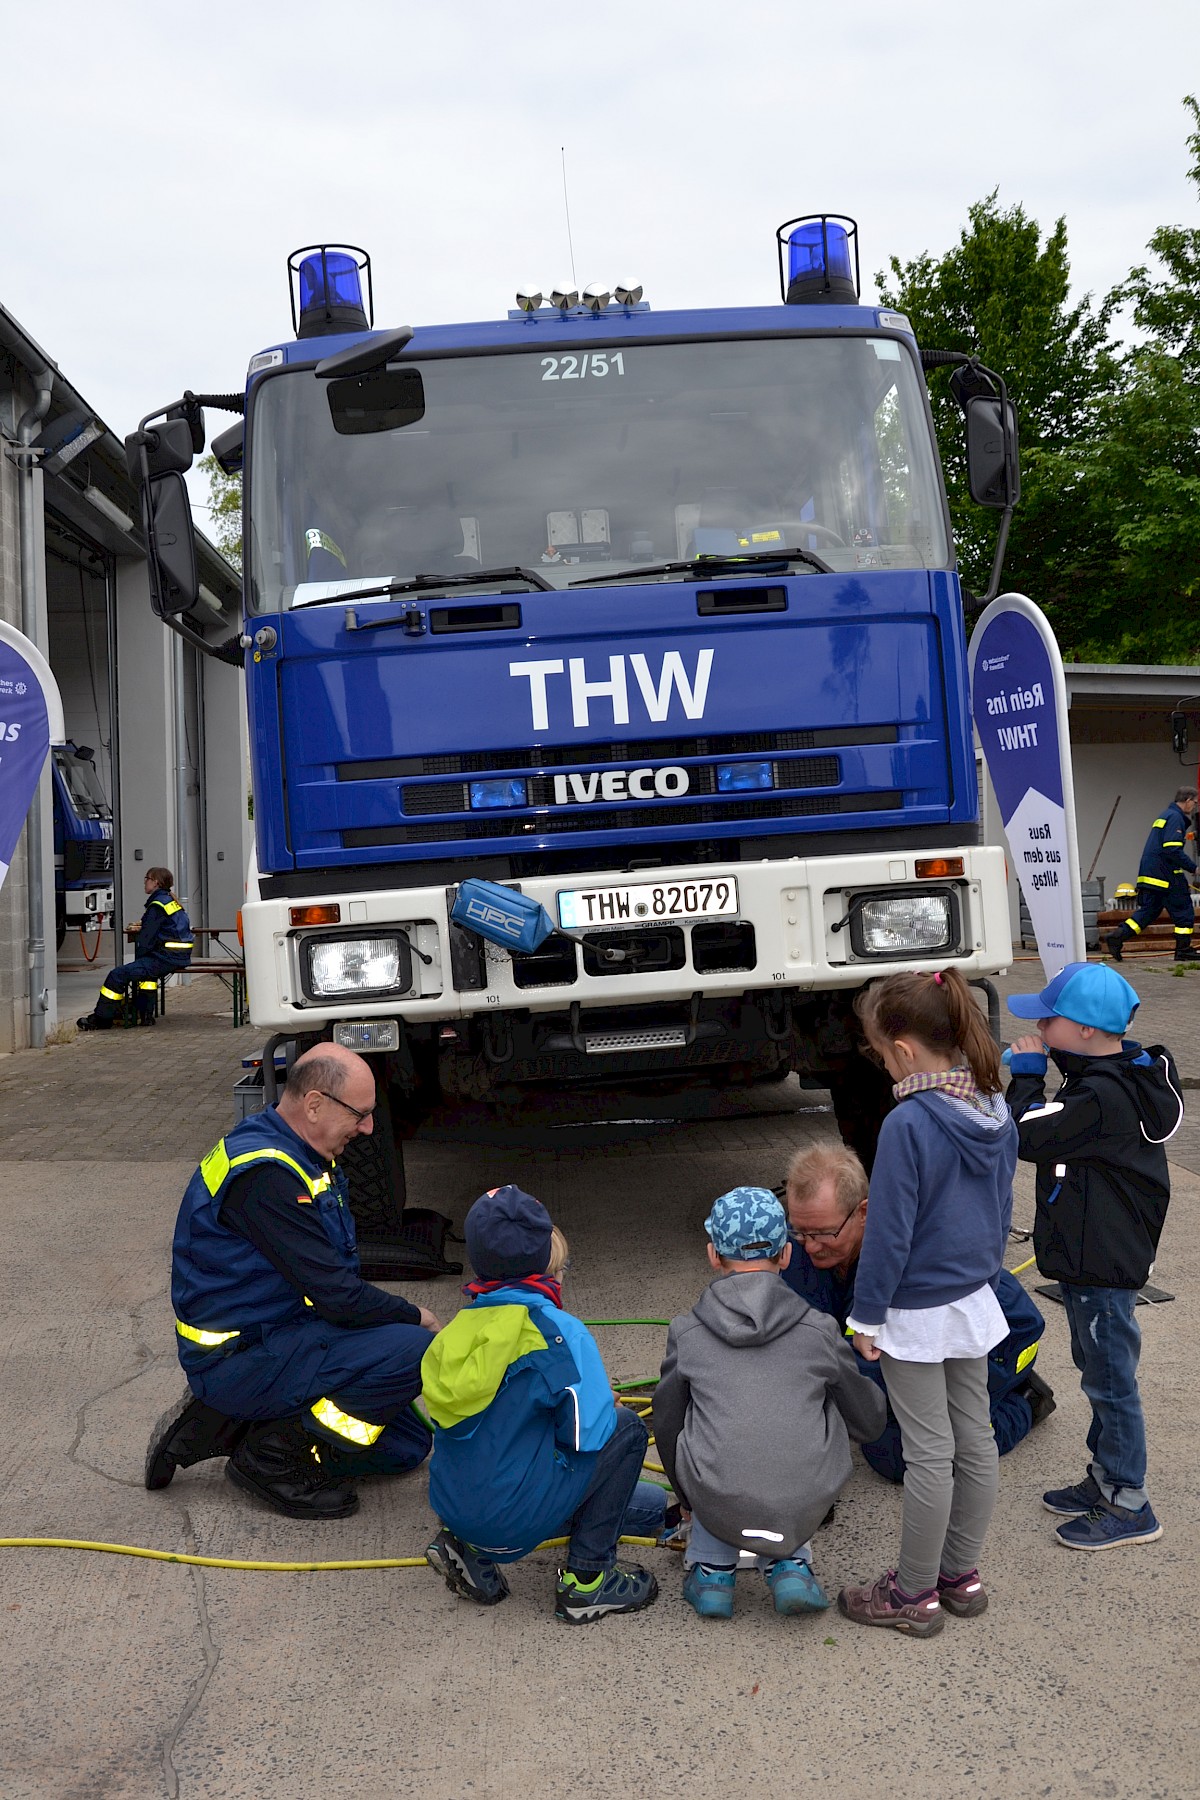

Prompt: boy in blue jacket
[{"left": 422, "top": 1185, "right": 663, "bottom": 1624}]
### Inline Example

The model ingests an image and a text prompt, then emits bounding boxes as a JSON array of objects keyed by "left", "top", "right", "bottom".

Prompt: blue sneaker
[
  {"left": 1055, "top": 1499, "right": 1162, "bottom": 1551},
  {"left": 1042, "top": 1474, "right": 1103, "bottom": 1516},
  {"left": 425, "top": 1528, "right": 509, "bottom": 1605},
  {"left": 682, "top": 1563, "right": 736, "bottom": 1620},
  {"left": 555, "top": 1562, "right": 659, "bottom": 1624},
  {"left": 763, "top": 1558, "right": 830, "bottom": 1615}
]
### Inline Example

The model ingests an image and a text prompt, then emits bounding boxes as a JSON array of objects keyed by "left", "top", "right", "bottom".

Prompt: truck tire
[
  {"left": 339, "top": 1074, "right": 408, "bottom": 1239},
  {"left": 825, "top": 1056, "right": 896, "bottom": 1175}
]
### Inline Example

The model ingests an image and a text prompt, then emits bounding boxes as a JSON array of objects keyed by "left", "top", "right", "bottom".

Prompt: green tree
[
  {"left": 198, "top": 453, "right": 243, "bottom": 570},
  {"left": 876, "top": 194, "right": 1116, "bottom": 618},
  {"left": 1071, "top": 95, "right": 1200, "bottom": 659}
]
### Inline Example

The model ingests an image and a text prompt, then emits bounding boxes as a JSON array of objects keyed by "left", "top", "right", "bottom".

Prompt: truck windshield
[
  {"left": 54, "top": 750, "right": 109, "bottom": 820},
  {"left": 247, "top": 334, "right": 949, "bottom": 612}
]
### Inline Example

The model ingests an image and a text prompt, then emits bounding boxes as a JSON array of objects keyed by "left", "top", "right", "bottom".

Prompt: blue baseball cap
[
  {"left": 705, "top": 1187, "right": 788, "bottom": 1260},
  {"left": 465, "top": 1184, "right": 552, "bottom": 1279},
  {"left": 1008, "top": 962, "right": 1139, "bottom": 1036}
]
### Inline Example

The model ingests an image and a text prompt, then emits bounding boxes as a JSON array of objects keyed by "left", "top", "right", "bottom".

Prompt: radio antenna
[{"left": 561, "top": 146, "right": 578, "bottom": 291}]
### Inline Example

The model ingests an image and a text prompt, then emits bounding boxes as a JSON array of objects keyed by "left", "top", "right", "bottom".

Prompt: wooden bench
[{"left": 126, "top": 925, "right": 247, "bottom": 1027}]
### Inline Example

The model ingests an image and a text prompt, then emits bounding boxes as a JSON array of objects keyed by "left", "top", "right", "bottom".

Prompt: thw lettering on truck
[{"left": 509, "top": 649, "right": 715, "bottom": 731}]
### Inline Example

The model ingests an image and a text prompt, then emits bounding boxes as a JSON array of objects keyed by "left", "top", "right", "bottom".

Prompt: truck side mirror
[
  {"left": 965, "top": 395, "right": 1020, "bottom": 510},
  {"left": 144, "top": 471, "right": 200, "bottom": 617},
  {"left": 125, "top": 416, "right": 196, "bottom": 483}
]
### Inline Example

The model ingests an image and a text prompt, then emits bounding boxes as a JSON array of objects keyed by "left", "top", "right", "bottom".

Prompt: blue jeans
[
  {"left": 561, "top": 1404, "right": 666, "bottom": 1573},
  {"left": 1061, "top": 1284, "right": 1149, "bottom": 1508},
  {"left": 685, "top": 1513, "right": 812, "bottom": 1571}
]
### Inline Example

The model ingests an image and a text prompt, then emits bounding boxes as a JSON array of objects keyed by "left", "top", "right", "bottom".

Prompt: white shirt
[{"left": 847, "top": 1281, "right": 1008, "bottom": 1362}]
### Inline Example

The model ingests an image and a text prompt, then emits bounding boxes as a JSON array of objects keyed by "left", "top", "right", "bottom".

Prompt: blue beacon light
[
  {"left": 775, "top": 215, "right": 860, "bottom": 307},
  {"left": 287, "top": 244, "right": 373, "bottom": 339}
]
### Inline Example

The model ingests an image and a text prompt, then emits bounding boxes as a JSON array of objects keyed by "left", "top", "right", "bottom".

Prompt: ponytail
[{"left": 855, "top": 968, "right": 1002, "bottom": 1095}]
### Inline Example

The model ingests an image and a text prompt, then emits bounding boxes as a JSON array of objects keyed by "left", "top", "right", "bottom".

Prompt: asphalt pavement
[{"left": 0, "top": 968, "right": 1196, "bottom": 1799}]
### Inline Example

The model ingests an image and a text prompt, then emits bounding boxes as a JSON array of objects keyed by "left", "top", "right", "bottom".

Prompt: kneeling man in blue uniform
[
  {"left": 145, "top": 1043, "right": 439, "bottom": 1519},
  {"left": 783, "top": 1143, "right": 1053, "bottom": 1481}
]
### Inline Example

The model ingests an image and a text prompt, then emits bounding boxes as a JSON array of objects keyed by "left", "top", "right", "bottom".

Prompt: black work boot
[
  {"left": 1174, "top": 940, "right": 1194, "bottom": 962},
  {"left": 1024, "top": 1369, "right": 1057, "bottom": 1429},
  {"left": 76, "top": 1014, "right": 112, "bottom": 1032},
  {"left": 1104, "top": 930, "right": 1125, "bottom": 963},
  {"left": 225, "top": 1416, "right": 360, "bottom": 1519},
  {"left": 145, "top": 1389, "right": 250, "bottom": 1489}
]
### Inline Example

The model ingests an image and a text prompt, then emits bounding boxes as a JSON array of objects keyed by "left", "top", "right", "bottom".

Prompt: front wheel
[{"left": 340, "top": 1072, "right": 407, "bottom": 1239}]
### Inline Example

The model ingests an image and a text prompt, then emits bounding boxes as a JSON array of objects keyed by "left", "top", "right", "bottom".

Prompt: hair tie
[{"left": 933, "top": 971, "right": 944, "bottom": 985}]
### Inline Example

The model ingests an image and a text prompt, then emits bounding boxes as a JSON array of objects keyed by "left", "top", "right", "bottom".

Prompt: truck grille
[
  {"left": 335, "top": 725, "right": 901, "bottom": 852},
  {"left": 342, "top": 791, "right": 901, "bottom": 848},
  {"left": 63, "top": 841, "right": 114, "bottom": 881}
]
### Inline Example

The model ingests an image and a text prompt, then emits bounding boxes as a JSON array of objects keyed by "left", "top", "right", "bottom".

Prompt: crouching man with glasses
[
  {"left": 782, "top": 1144, "right": 1054, "bottom": 1482},
  {"left": 145, "top": 1044, "right": 440, "bottom": 1520}
]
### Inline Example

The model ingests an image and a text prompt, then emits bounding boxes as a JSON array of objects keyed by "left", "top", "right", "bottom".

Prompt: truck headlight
[
  {"left": 849, "top": 891, "right": 957, "bottom": 958},
  {"left": 303, "top": 935, "right": 412, "bottom": 998}
]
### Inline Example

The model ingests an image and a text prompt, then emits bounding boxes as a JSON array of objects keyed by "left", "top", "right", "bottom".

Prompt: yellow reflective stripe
[
  {"left": 1153, "top": 819, "right": 1167, "bottom": 829},
  {"left": 152, "top": 899, "right": 183, "bottom": 915},
  {"left": 1015, "top": 1342, "right": 1039, "bottom": 1374},
  {"left": 228, "top": 1148, "right": 318, "bottom": 1192},
  {"left": 99, "top": 985, "right": 123, "bottom": 1000},
  {"left": 1126, "top": 920, "right": 1143, "bottom": 934},
  {"left": 1162, "top": 840, "right": 1184, "bottom": 849},
  {"left": 304, "top": 1295, "right": 314, "bottom": 1307},
  {"left": 163, "top": 940, "right": 193, "bottom": 949},
  {"left": 1175, "top": 927, "right": 1193, "bottom": 935},
  {"left": 1139, "top": 877, "right": 1170, "bottom": 889},
  {"left": 310, "top": 1397, "right": 383, "bottom": 1447},
  {"left": 310, "top": 1172, "right": 333, "bottom": 1197},
  {"left": 176, "top": 1319, "right": 240, "bottom": 1347},
  {"left": 138, "top": 982, "right": 158, "bottom": 991}
]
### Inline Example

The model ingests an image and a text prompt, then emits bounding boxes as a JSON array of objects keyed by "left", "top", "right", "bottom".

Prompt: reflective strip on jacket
[
  {"left": 136, "top": 889, "right": 195, "bottom": 969},
  {"left": 1137, "top": 804, "right": 1197, "bottom": 887},
  {"left": 171, "top": 1104, "right": 353, "bottom": 1372}
]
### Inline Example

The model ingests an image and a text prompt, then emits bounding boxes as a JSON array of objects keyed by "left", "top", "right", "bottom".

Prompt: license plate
[{"left": 557, "top": 877, "right": 739, "bottom": 931}]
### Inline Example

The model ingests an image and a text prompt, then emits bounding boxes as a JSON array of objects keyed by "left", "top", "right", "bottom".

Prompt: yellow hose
[
  {"left": 0, "top": 1534, "right": 659, "bottom": 1573},
  {"left": 1011, "top": 1254, "right": 1037, "bottom": 1275}
]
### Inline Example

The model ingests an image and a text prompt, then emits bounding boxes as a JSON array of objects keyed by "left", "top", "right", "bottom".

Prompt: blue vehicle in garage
[{"left": 52, "top": 741, "right": 113, "bottom": 951}]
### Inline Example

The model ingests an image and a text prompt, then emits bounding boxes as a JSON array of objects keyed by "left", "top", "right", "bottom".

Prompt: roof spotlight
[
  {"left": 515, "top": 289, "right": 543, "bottom": 313},
  {"left": 613, "top": 282, "right": 643, "bottom": 307},
  {"left": 582, "top": 284, "right": 610, "bottom": 313},
  {"left": 549, "top": 286, "right": 579, "bottom": 311}
]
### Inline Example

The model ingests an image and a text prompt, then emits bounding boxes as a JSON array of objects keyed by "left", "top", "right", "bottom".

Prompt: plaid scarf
[
  {"left": 463, "top": 1273, "right": 563, "bottom": 1309},
  {"left": 892, "top": 1066, "right": 990, "bottom": 1115}
]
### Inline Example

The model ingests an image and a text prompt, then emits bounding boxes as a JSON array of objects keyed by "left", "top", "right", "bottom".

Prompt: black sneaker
[
  {"left": 145, "top": 1389, "right": 248, "bottom": 1489},
  {"left": 1104, "top": 931, "right": 1125, "bottom": 962},
  {"left": 554, "top": 1562, "right": 659, "bottom": 1625},
  {"left": 1043, "top": 1473, "right": 1103, "bottom": 1516},
  {"left": 425, "top": 1528, "right": 509, "bottom": 1605}
]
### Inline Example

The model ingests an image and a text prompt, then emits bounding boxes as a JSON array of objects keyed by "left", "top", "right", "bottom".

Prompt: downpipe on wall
[{"left": 15, "top": 370, "right": 52, "bottom": 1048}]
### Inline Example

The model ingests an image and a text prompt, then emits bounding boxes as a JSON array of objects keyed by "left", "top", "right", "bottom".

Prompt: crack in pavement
[
  {"left": 158, "top": 1508, "right": 221, "bottom": 1800},
  {"left": 66, "top": 1283, "right": 177, "bottom": 1488}
]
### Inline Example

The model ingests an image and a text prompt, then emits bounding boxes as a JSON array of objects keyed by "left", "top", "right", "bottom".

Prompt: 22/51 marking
[{"left": 541, "top": 352, "right": 626, "bottom": 381}]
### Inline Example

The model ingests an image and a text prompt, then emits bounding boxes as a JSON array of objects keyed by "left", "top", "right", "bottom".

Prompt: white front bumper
[{"left": 240, "top": 844, "right": 1012, "bottom": 1034}]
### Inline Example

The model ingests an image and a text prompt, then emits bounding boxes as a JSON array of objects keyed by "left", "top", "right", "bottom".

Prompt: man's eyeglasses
[
  {"left": 790, "top": 1210, "right": 857, "bottom": 1245},
  {"left": 318, "top": 1089, "right": 375, "bottom": 1126}
]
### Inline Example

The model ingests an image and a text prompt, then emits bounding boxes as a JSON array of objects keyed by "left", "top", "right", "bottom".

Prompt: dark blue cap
[
  {"left": 465, "top": 1184, "right": 553, "bottom": 1279},
  {"left": 1008, "top": 961, "right": 1138, "bottom": 1036}
]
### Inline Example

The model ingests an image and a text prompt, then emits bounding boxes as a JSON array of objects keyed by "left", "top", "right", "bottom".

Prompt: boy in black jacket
[{"left": 1007, "top": 962, "right": 1183, "bottom": 1551}]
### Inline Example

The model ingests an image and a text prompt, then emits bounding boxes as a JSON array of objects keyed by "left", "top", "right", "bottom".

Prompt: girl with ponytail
[{"left": 835, "top": 968, "right": 1017, "bottom": 1638}]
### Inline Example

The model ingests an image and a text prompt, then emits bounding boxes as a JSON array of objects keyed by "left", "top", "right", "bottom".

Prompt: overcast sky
[{"left": 3, "top": 0, "right": 1199, "bottom": 504}]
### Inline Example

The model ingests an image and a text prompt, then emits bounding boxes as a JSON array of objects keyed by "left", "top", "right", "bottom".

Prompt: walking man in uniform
[
  {"left": 1107, "top": 789, "right": 1198, "bottom": 963},
  {"left": 145, "top": 1043, "right": 439, "bottom": 1519}
]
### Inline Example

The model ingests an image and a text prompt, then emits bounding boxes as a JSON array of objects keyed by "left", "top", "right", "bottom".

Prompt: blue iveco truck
[
  {"left": 127, "top": 216, "right": 1019, "bottom": 1226},
  {"left": 52, "top": 741, "right": 113, "bottom": 950}
]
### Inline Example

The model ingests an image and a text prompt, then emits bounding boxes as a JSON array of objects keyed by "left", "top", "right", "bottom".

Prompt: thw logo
[{"left": 508, "top": 649, "right": 714, "bottom": 731}]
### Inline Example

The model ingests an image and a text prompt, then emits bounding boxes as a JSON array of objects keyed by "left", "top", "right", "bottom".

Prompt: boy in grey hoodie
[{"left": 654, "top": 1187, "right": 888, "bottom": 1620}]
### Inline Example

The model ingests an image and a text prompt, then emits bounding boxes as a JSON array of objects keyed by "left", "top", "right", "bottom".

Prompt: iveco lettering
[{"left": 127, "top": 215, "right": 1019, "bottom": 1220}]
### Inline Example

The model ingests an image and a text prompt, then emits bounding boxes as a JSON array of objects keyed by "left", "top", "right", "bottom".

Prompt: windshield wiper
[
  {"left": 569, "top": 547, "right": 833, "bottom": 586},
  {"left": 294, "top": 565, "right": 554, "bottom": 607}
]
